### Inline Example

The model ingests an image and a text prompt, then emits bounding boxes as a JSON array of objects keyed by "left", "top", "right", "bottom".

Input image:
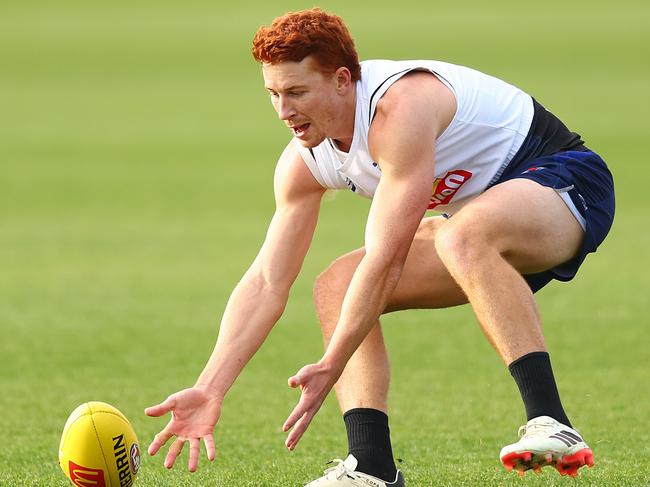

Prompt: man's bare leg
[
  {"left": 314, "top": 250, "right": 390, "bottom": 413},
  {"left": 312, "top": 218, "right": 467, "bottom": 481},
  {"left": 313, "top": 218, "right": 468, "bottom": 413},
  {"left": 433, "top": 179, "right": 593, "bottom": 476},
  {"left": 433, "top": 180, "right": 581, "bottom": 425},
  {"left": 433, "top": 179, "right": 583, "bottom": 363}
]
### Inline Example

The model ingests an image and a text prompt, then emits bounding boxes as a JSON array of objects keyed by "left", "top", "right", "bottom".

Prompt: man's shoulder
[
  {"left": 359, "top": 59, "right": 457, "bottom": 121},
  {"left": 370, "top": 71, "right": 456, "bottom": 143},
  {"left": 275, "top": 140, "right": 327, "bottom": 200}
]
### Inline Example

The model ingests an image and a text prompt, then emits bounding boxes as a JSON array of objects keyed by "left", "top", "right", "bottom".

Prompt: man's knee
[
  {"left": 313, "top": 265, "right": 338, "bottom": 324},
  {"left": 434, "top": 217, "right": 493, "bottom": 272},
  {"left": 313, "top": 252, "right": 361, "bottom": 327}
]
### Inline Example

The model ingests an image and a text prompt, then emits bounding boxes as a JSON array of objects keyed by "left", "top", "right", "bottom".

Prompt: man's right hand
[{"left": 145, "top": 387, "right": 222, "bottom": 472}]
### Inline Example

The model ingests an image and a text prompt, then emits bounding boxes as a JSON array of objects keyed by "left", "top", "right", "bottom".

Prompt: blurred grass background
[{"left": 1, "top": 0, "right": 649, "bottom": 485}]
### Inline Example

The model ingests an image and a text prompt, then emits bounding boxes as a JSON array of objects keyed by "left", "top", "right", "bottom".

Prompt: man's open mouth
[{"left": 292, "top": 123, "right": 310, "bottom": 137}]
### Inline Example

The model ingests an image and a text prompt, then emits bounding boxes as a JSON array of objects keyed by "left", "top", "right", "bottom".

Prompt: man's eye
[{"left": 288, "top": 91, "right": 304, "bottom": 97}]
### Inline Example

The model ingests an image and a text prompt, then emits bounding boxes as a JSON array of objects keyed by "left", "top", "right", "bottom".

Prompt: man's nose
[{"left": 277, "top": 96, "right": 296, "bottom": 121}]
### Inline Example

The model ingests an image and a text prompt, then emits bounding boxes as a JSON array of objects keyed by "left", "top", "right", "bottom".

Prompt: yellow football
[{"left": 59, "top": 401, "right": 141, "bottom": 487}]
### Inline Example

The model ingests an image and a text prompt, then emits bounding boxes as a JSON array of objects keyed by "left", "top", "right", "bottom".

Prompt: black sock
[
  {"left": 509, "top": 351, "right": 572, "bottom": 427},
  {"left": 344, "top": 408, "right": 397, "bottom": 481}
]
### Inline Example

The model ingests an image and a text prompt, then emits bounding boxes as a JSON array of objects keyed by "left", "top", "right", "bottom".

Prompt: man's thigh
[
  {"left": 386, "top": 216, "right": 468, "bottom": 312},
  {"left": 386, "top": 179, "right": 584, "bottom": 312},
  {"left": 390, "top": 178, "right": 584, "bottom": 310},
  {"left": 444, "top": 178, "right": 584, "bottom": 275},
  {"left": 321, "top": 217, "right": 467, "bottom": 314},
  {"left": 325, "top": 179, "right": 583, "bottom": 313}
]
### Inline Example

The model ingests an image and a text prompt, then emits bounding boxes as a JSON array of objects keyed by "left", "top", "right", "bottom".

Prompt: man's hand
[
  {"left": 145, "top": 387, "right": 222, "bottom": 472},
  {"left": 283, "top": 362, "right": 340, "bottom": 450}
]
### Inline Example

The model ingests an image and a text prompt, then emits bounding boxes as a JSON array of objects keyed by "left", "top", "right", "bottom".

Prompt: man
[{"left": 145, "top": 8, "right": 614, "bottom": 486}]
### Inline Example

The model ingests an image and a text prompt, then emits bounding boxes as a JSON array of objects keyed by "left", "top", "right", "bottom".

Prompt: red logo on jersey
[
  {"left": 69, "top": 461, "right": 106, "bottom": 487},
  {"left": 428, "top": 170, "right": 473, "bottom": 209}
]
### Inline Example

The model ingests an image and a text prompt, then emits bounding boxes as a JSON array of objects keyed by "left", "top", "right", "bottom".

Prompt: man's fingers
[
  {"left": 283, "top": 397, "right": 316, "bottom": 449},
  {"left": 148, "top": 430, "right": 174, "bottom": 456},
  {"left": 188, "top": 438, "right": 200, "bottom": 472},
  {"left": 284, "top": 364, "right": 328, "bottom": 449},
  {"left": 164, "top": 438, "right": 185, "bottom": 469},
  {"left": 288, "top": 364, "right": 314, "bottom": 388},
  {"left": 144, "top": 396, "right": 176, "bottom": 417},
  {"left": 285, "top": 411, "right": 314, "bottom": 450},
  {"left": 151, "top": 431, "right": 215, "bottom": 470},
  {"left": 203, "top": 434, "right": 216, "bottom": 461},
  {"left": 288, "top": 375, "right": 299, "bottom": 388},
  {"left": 282, "top": 400, "right": 307, "bottom": 432}
]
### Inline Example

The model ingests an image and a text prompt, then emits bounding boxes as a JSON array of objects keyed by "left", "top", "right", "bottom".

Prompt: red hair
[{"left": 252, "top": 8, "right": 361, "bottom": 81}]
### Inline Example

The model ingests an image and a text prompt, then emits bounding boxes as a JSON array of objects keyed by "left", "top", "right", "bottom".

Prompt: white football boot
[
  {"left": 304, "top": 455, "right": 404, "bottom": 487},
  {"left": 500, "top": 416, "right": 594, "bottom": 477}
]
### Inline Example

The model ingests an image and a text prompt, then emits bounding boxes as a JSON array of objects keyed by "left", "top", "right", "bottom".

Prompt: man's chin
[{"left": 295, "top": 135, "right": 325, "bottom": 148}]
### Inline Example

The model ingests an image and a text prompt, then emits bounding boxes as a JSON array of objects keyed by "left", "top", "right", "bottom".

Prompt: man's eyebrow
[{"left": 265, "top": 85, "right": 308, "bottom": 92}]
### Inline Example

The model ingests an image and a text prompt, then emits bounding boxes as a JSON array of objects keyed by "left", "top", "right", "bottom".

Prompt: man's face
[{"left": 262, "top": 57, "right": 348, "bottom": 148}]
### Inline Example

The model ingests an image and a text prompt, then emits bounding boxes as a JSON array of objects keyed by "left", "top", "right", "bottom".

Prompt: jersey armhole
[
  {"left": 296, "top": 143, "right": 328, "bottom": 189},
  {"left": 368, "top": 67, "right": 457, "bottom": 124}
]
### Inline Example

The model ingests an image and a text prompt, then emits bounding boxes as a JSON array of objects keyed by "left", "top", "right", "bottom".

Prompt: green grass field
[{"left": 2, "top": 1, "right": 649, "bottom": 485}]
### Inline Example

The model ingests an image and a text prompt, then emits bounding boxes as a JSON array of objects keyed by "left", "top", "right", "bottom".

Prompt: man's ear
[{"left": 335, "top": 67, "right": 353, "bottom": 93}]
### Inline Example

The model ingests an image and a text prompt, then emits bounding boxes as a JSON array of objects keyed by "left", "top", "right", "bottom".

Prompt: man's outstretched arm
[{"left": 146, "top": 140, "right": 325, "bottom": 471}]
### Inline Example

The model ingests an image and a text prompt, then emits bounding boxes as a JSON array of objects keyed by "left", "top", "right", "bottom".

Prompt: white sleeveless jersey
[{"left": 297, "top": 59, "right": 535, "bottom": 214}]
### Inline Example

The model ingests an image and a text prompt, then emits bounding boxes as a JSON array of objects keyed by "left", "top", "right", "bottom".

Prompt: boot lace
[{"left": 323, "top": 459, "right": 361, "bottom": 481}]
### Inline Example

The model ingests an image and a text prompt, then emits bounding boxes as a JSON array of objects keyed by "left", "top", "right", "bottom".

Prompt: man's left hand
[{"left": 283, "top": 361, "right": 340, "bottom": 450}]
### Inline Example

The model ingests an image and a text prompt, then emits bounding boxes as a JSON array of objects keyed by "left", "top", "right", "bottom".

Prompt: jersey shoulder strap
[{"left": 296, "top": 143, "right": 348, "bottom": 190}]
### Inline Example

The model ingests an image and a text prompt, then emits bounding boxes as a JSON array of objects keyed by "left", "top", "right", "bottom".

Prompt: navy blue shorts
[{"left": 493, "top": 149, "right": 615, "bottom": 292}]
